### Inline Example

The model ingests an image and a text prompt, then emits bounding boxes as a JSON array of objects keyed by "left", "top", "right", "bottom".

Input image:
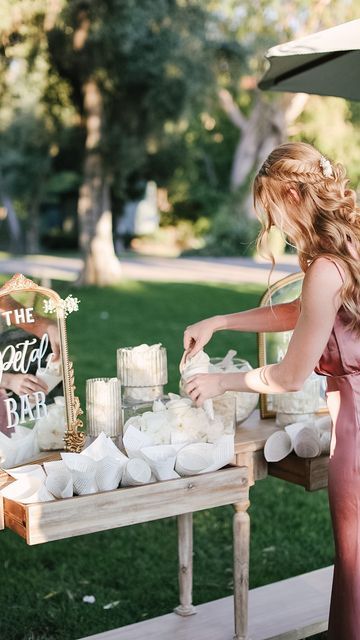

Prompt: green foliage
[{"left": 0, "top": 113, "right": 51, "bottom": 193}]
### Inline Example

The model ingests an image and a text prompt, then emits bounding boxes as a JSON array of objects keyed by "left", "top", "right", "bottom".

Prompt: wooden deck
[{"left": 77, "top": 565, "right": 333, "bottom": 640}]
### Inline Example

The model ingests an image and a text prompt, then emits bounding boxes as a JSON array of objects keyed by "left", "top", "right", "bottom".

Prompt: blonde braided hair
[{"left": 253, "top": 141, "right": 360, "bottom": 335}]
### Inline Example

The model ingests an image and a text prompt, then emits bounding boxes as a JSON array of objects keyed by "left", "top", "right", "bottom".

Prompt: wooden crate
[
  {"left": 268, "top": 452, "right": 329, "bottom": 491},
  {"left": 2, "top": 465, "right": 248, "bottom": 545}
]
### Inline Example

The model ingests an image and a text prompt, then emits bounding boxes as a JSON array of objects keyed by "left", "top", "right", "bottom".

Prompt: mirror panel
[
  {"left": 0, "top": 274, "right": 84, "bottom": 469},
  {"left": 257, "top": 271, "right": 328, "bottom": 418}
]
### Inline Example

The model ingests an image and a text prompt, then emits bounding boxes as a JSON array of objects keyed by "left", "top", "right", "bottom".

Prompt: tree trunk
[
  {"left": 220, "top": 90, "right": 309, "bottom": 219},
  {"left": 77, "top": 80, "right": 122, "bottom": 285}
]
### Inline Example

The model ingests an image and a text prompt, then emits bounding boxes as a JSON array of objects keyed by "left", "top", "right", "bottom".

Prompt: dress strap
[
  {"left": 321, "top": 257, "right": 346, "bottom": 284},
  {"left": 310, "top": 256, "right": 346, "bottom": 284}
]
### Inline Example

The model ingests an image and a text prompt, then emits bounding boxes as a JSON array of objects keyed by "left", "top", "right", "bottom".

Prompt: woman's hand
[
  {"left": 184, "top": 373, "right": 224, "bottom": 407},
  {"left": 1, "top": 373, "right": 48, "bottom": 397},
  {"left": 183, "top": 317, "right": 220, "bottom": 361}
]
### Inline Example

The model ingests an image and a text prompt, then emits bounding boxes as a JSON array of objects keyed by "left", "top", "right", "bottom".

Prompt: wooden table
[{"left": 0, "top": 410, "right": 331, "bottom": 640}]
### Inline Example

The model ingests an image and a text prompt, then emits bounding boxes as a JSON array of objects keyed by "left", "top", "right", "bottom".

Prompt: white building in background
[{"left": 116, "top": 181, "right": 159, "bottom": 248}]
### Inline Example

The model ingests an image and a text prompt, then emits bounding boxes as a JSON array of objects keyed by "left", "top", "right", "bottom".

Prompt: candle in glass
[{"left": 86, "top": 378, "right": 122, "bottom": 442}]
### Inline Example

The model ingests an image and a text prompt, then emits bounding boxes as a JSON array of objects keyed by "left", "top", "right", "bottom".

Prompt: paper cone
[
  {"left": 95, "top": 456, "right": 125, "bottom": 491},
  {"left": 72, "top": 469, "right": 98, "bottom": 495},
  {"left": 199, "top": 434, "right": 235, "bottom": 473},
  {"left": 5, "top": 464, "right": 45, "bottom": 481},
  {"left": 1, "top": 476, "right": 54, "bottom": 503},
  {"left": 264, "top": 431, "right": 293, "bottom": 462},
  {"left": 45, "top": 472, "right": 73, "bottom": 499},
  {"left": 36, "top": 367, "right": 63, "bottom": 393},
  {"left": 82, "top": 432, "right": 127, "bottom": 463},
  {"left": 175, "top": 442, "right": 215, "bottom": 476},
  {"left": 61, "top": 452, "right": 97, "bottom": 474},
  {"left": 43, "top": 460, "right": 68, "bottom": 475},
  {"left": 284, "top": 421, "right": 315, "bottom": 444},
  {"left": 140, "top": 445, "right": 179, "bottom": 481},
  {"left": 121, "top": 458, "right": 152, "bottom": 486},
  {"left": 320, "top": 431, "right": 331, "bottom": 454},
  {"left": 293, "top": 427, "right": 321, "bottom": 458},
  {"left": 123, "top": 425, "right": 152, "bottom": 458}
]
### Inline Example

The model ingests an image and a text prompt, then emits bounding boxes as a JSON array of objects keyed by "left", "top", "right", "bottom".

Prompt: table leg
[
  {"left": 233, "top": 500, "right": 251, "bottom": 640},
  {"left": 174, "top": 512, "right": 197, "bottom": 616}
]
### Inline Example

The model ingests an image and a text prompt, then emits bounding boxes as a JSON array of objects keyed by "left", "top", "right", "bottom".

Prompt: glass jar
[
  {"left": 86, "top": 377, "right": 123, "bottom": 445},
  {"left": 274, "top": 372, "right": 321, "bottom": 427},
  {"left": 117, "top": 345, "right": 167, "bottom": 403},
  {"left": 179, "top": 357, "right": 259, "bottom": 425}
]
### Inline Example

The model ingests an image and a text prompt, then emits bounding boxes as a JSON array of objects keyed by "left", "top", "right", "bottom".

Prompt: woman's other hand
[
  {"left": 183, "top": 317, "right": 219, "bottom": 362},
  {"left": 1, "top": 373, "right": 49, "bottom": 397},
  {"left": 184, "top": 372, "right": 224, "bottom": 406}
]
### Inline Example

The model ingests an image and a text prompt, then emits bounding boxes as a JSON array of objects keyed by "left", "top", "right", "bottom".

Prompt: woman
[{"left": 182, "top": 141, "right": 360, "bottom": 640}]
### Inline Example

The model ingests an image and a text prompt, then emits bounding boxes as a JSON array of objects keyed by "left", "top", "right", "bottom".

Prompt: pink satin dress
[{"left": 313, "top": 259, "right": 360, "bottom": 639}]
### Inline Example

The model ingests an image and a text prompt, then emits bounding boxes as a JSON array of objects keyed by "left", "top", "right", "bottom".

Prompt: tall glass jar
[
  {"left": 117, "top": 345, "right": 167, "bottom": 403},
  {"left": 85, "top": 377, "right": 123, "bottom": 449}
]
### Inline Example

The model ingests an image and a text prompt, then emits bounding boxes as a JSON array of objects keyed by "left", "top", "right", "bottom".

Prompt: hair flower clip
[{"left": 319, "top": 155, "right": 334, "bottom": 178}]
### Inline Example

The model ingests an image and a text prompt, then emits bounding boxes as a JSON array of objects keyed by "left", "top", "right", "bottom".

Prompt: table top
[{"left": 235, "top": 410, "right": 278, "bottom": 455}]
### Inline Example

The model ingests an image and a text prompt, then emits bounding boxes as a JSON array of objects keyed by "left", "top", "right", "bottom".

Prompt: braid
[{"left": 259, "top": 160, "right": 330, "bottom": 185}]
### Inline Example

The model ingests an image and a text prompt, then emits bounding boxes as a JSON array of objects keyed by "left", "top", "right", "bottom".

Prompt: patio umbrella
[{"left": 258, "top": 18, "right": 360, "bottom": 101}]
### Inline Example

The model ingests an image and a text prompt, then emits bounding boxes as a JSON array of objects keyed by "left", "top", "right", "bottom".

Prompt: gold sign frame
[{"left": 0, "top": 273, "right": 85, "bottom": 454}]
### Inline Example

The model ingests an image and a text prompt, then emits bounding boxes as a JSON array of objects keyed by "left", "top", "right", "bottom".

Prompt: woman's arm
[
  {"left": 214, "top": 297, "right": 301, "bottom": 333},
  {"left": 183, "top": 297, "right": 301, "bottom": 361},
  {"left": 185, "top": 258, "right": 344, "bottom": 402}
]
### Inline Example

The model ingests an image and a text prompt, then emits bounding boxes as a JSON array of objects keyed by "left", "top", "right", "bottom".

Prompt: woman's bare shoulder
[
  {"left": 307, "top": 255, "right": 345, "bottom": 283},
  {"left": 301, "top": 256, "right": 344, "bottom": 310}
]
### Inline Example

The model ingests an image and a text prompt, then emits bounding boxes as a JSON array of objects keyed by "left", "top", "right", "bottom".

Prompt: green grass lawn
[{"left": 0, "top": 279, "right": 332, "bottom": 640}]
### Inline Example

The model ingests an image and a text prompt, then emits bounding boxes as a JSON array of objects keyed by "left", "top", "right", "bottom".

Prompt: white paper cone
[
  {"left": 264, "top": 431, "right": 293, "bottom": 462},
  {"left": 315, "top": 415, "right": 332, "bottom": 432},
  {"left": 1, "top": 476, "right": 54, "bottom": 503},
  {"left": 320, "top": 431, "right": 331, "bottom": 454},
  {"left": 61, "top": 452, "right": 97, "bottom": 474},
  {"left": 0, "top": 427, "right": 40, "bottom": 469},
  {"left": 82, "top": 432, "right": 127, "bottom": 463},
  {"left": 95, "top": 456, "right": 125, "bottom": 491},
  {"left": 175, "top": 442, "right": 215, "bottom": 476},
  {"left": 293, "top": 427, "right": 321, "bottom": 458},
  {"left": 123, "top": 425, "right": 152, "bottom": 458},
  {"left": 20, "top": 484, "right": 55, "bottom": 503},
  {"left": 199, "top": 434, "right": 235, "bottom": 473},
  {"left": 140, "top": 445, "right": 179, "bottom": 480},
  {"left": 203, "top": 399, "right": 214, "bottom": 421},
  {"left": 43, "top": 460, "right": 69, "bottom": 475},
  {"left": 284, "top": 422, "right": 315, "bottom": 445},
  {"left": 45, "top": 472, "right": 73, "bottom": 498},
  {"left": 121, "top": 458, "right": 152, "bottom": 486},
  {"left": 36, "top": 368, "right": 63, "bottom": 393},
  {"left": 72, "top": 470, "right": 98, "bottom": 495},
  {"left": 5, "top": 464, "right": 45, "bottom": 481}
]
